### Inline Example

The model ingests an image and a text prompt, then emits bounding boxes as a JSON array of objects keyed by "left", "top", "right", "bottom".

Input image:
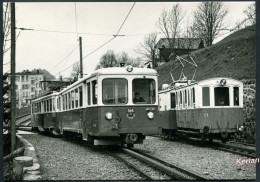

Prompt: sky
[{"left": 2, "top": 1, "right": 254, "bottom": 79}]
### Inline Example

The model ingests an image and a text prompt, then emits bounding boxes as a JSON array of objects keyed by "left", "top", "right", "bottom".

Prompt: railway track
[
  {"left": 210, "top": 142, "right": 255, "bottom": 158},
  {"left": 160, "top": 136, "right": 256, "bottom": 158},
  {"left": 106, "top": 147, "right": 207, "bottom": 180}
]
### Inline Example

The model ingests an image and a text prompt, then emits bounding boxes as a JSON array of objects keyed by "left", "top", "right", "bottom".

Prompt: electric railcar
[
  {"left": 158, "top": 77, "right": 244, "bottom": 143},
  {"left": 31, "top": 66, "right": 159, "bottom": 147}
]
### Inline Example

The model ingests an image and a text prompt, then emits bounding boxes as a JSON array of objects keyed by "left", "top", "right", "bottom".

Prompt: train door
[{"left": 169, "top": 92, "right": 177, "bottom": 129}]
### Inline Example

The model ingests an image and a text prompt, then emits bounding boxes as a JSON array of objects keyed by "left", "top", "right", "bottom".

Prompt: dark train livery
[
  {"left": 31, "top": 66, "right": 159, "bottom": 147},
  {"left": 158, "top": 77, "right": 244, "bottom": 143}
]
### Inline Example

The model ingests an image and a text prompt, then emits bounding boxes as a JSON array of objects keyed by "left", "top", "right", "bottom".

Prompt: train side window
[
  {"left": 47, "top": 100, "right": 50, "bottom": 112},
  {"left": 53, "top": 99, "right": 55, "bottom": 111},
  {"left": 87, "top": 82, "right": 91, "bottom": 105},
  {"left": 57, "top": 98, "right": 59, "bottom": 110},
  {"left": 75, "top": 89, "right": 79, "bottom": 108},
  {"left": 202, "top": 87, "right": 210, "bottom": 106},
  {"left": 180, "top": 91, "right": 182, "bottom": 107},
  {"left": 62, "top": 95, "right": 65, "bottom": 110},
  {"left": 192, "top": 88, "right": 195, "bottom": 105},
  {"left": 65, "top": 94, "right": 68, "bottom": 110},
  {"left": 188, "top": 89, "right": 190, "bottom": 107},
  {"left": 215, "top": 87, "right": 229, "bottom": 106},
  {"left": 184, "top": 90, "right": 187, "bottom": 106},
  {"left": 79, "top": 86, "right": 83, "bottom": 107},
  {"left": 92, "top": 80, "right": 97, "bottom": 105},
  {"left": 170, "top": 93, "right": 176, "bottom": 109},
  {"left": 233, "top": 87, "right": 239, "bottom": 106},
  {"left": 50, "top": 99, "right": 52, "bottom": 112},
  {"left": 71, "top": 91, "right": 75, "bottom": 108},
  {"left": 68, "top": 93, "right": 71, "bottom": 109}
]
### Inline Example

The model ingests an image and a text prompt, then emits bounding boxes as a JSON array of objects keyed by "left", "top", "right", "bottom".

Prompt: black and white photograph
[{"left": 2, "top": 1, "right": 257, "bottom": 180}]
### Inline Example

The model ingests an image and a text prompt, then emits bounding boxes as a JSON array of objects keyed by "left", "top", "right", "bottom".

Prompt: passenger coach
[
  {"left": 158, "top": 77, "right": 244, "bottom": 143},
  {"left": 31, "top": 66, "right": 159, "bottom": 147}
]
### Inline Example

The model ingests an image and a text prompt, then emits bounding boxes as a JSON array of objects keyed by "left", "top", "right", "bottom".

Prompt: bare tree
[
  {"left": 135, "top": 33, "right": 158, "bottom": 68},
  {"left": 157, "top": 3, "right": 186, "bottom": 48},
  {"left": 3, "top": 2, "right": 20, "bottom": 57},
  {"left": 3, "top": 3, "right": 11, "bottom": 54},
  {"left": 243, "top": 3, "right": 256, "bottom": 25},
  {"left": 71, "top": 62, "right": 81, "bottom": 80},
  {"left": 193, "top": 2, "right": 228, "bottom": 46}
]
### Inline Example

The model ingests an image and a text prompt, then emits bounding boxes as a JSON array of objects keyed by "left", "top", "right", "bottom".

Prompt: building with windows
[{"left": 7, "top": 70, "right": 44, "bottom": 108}]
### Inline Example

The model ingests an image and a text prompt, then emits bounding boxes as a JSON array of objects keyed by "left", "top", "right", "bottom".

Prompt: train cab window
[
  {"left": 170, "top": 93, "right": 176, "bottom": 109},
  {"left": 71, "top": 91, "right": 75, "bottom": 108},
  {"left": 215, "top": 87, "right": 229, "bottom": 106},
  {"left": 87, "top": 82, "right": 91, "bottom": 105},
  {"left": 233, "top": 87, "right": 239, "bottom": 106},
  {"left": 79, "top": 86, "right": 83, "bottom": 107},
  {"left": 92, "top": 80, "right": 97, "bottom": 105},
  {"left": 202, "top": 87, "right": 210, "bottom": 106},
  {"left": 102, "top": 78, "right": 128, "bottom": 104},
  {"left": 132, "top": 78, "right": 155, "bottom": 104}
]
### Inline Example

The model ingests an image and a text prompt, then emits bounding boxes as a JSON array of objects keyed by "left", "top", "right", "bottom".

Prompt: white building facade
[{"left": 7, "top": 70, "right": 44, "bottom": 108}]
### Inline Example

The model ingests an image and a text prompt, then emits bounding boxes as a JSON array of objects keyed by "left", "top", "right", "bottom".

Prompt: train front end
[
  {"left": 83, "top": 66, "right": 159, "bottom": 146},
  {"left": 193, "top": 78, "right": 245, "bottom": 143}
]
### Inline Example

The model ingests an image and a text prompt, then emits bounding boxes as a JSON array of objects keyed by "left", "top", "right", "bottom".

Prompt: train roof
[
  {"left": 31, "top": 91, "right": 59, "bottom": 102},
  {"left": 60, "top": 67, "right": 157, "bottom": 94},
  {"left": 159, "top": 77, "right": 243, "bottom": 93},
  {"left": 92, "top": 67, "right": 157, "bottom": 76}
]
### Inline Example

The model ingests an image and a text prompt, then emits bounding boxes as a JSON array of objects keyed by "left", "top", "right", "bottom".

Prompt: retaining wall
[{"left": 237, "top": 79, "right": 256, "bottom": 144}]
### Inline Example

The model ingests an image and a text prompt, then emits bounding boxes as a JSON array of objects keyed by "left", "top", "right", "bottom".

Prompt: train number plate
[{"left": 127, "top": 108, "right": 135, "bottom": 119}]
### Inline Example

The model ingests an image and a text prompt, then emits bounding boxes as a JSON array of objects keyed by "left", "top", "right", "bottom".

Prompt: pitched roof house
[{"left": 155, "top": 38, "right": 204, "bottom": 63}]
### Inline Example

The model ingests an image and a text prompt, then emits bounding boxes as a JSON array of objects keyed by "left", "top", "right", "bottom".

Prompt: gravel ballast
[
  {"left": 22, "top": 134, "right": 256, "bottom": 180},
  {"left": 135, "top": 136, "right": 256, "bottom": 180},
  {"left": 21, "top": 134, "right": 142, "bottom": 180}
]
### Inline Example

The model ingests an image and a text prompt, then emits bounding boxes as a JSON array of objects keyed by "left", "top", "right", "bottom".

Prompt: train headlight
[
  {"left": 220, "top": 79, "right": 227, "bottom": 87},
  {"left": 238, "top": 125, "right": 244, "bottom": 132},
  {"left": 126, "top": 65, "right": 133, "bottom": 72},
  {"left": 147, "top": 112, "right": 154, "bottom": 119},
  {"left": 105, "top": 112, "right": 113, "bottom": 120}
]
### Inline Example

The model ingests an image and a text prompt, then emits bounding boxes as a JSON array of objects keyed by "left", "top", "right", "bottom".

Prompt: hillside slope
[{"left": 156, "top": 25, "right": 256, "bottom": 90}]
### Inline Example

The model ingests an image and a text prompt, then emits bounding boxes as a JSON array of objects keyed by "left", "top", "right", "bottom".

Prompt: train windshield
[
  {"left": 102, "top": 78, "right": 128, "bottom": 104},
  {"left": 132, "top": 78, "right": 156, "bottom": 104},
  {"left": 214, "top": 87, "right": 230, "bottom": 106}
]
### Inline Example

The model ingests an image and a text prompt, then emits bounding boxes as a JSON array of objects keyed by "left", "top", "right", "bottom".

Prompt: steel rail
[
  {"left": 105, "top": 150, "right": 153, "bottom": 180},
  {"left": 122, "top": 148, "right": 207, "bottom": 180},
  {"left": 159, "top": 136, "right": 256, "bottom": 158}
]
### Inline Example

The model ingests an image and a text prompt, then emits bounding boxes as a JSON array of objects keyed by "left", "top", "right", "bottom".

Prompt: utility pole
[
  {"left": 79, "top": 37, "right": 83, "bottom": 78},
  {"left": 10, "top": 2, "right": 16, "bottom": 152}
]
